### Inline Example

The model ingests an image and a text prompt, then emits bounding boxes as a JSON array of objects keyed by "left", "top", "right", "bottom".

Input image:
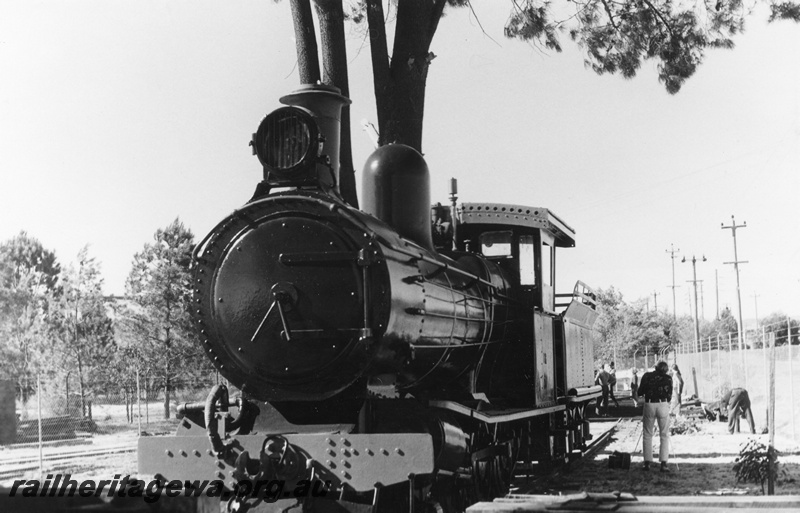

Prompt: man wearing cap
[{"left": 634, "top": 361, "right": 673, "bottom": 472}]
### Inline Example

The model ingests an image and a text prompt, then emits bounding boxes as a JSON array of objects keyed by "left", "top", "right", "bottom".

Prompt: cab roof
[{"left": 459, "top": 202, "right": 576, "bottom": 248}]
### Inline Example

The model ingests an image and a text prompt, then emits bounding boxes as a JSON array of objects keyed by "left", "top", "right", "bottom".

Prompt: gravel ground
[{"left": 520, "top": 410, "right": 800, "bottom": 497}]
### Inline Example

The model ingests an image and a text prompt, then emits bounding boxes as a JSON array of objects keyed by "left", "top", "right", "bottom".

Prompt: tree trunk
[
  {"left": 77, "top": 357, "right": 87, "bottom": 419},
  {"left": 145, "top": 374, "right": 150, "bottom": 425},
  {"left": 315, "top": 0, "right": 358, "bottom": 207},
  {"left": 290, "top": 0, "right": 321, "bottom": 84},
  {"left": 125, "top": 387, "right": 131, "bottom": 423},
  {"left": 163, "top": 365, "right": 171, "bottom": 420},
  {"left": 367, "top": 0, "right": 445, "bottom": 152},
  {"left": 20, "top": 373, "right": 28, "bottom": 406},
  {"left": 65, "top": 373, "right": 70, "bottom": 416},
  {"left": 163, "top": 321, "right": 172, "bottom": 419}
]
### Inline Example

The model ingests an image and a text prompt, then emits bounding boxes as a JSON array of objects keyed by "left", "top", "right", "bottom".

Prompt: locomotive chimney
[
  {"left": 279, "top": 84, "right": 351, "bottom": 191},
  {"left": 362, "top": 144, "right": 435, "bottom": 252}
]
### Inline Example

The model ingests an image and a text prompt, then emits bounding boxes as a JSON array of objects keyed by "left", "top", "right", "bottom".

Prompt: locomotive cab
[
  {"left": 456, "top": 204, "right": 578, "bottom": 408},
  {"left": 457, "top": 203, "right": 574, "bottom": 314}
]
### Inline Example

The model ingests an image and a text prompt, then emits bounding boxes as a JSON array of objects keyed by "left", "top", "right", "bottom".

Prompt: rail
[{"left": 0, "top": 443, "right": 137, "bottom": 480}]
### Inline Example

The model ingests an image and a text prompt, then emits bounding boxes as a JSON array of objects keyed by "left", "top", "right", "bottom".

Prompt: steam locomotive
[{"left": 138, "top": 84, "right": 601, "bottom": 512}]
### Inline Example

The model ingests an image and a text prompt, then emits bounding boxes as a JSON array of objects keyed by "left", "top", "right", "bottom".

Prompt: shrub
[
  {"left": 670, "top": 416, "right": 700, "bottom": 435},
  {"left": 733, "top": 438, "right": 788, "bottom": 494}
]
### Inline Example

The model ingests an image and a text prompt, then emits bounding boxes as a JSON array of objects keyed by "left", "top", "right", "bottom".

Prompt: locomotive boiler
[{"left": 138, "top": 84, "right": 601, "bottom": 512}]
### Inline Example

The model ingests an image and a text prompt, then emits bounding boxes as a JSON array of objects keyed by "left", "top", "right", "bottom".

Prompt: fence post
[
  {"left": 768, "top": 332, "right": 776, "bottom": 495},
  {"left": 37, "top": 374, "right": 43, "bottom": 478},
  {"left": 145, "top": 371, "right": 149, "bottom": 426},
  {"left": 703, "top": 338, "right": 707, "bottom": 398},
  {"left": 707, "top": 336, "right": 713, "bottom": 395},
  {"left": 763, "top": 327, "right": 768, "bottom": 409},
  {"left": 716, "top": 334, "right": 721, "bottom": 396},
  {"left": 136, "top": 368, "right": 142, "bottom": 436},
  {"left": 741, "top": 329, "right": 748, "bottom": 390},
  {"left": 789, "top": 318, "right": 796, "bottom": 442},
  {"left": 728, "top": 333, "right": 733, "bottom": 388}
]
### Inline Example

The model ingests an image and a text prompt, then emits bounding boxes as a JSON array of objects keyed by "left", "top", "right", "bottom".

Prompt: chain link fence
[
  {"left": 600, "top": 354, "right": 670, "bottom": 400},
  {"left": 0, "top": 373, "right": 222, "bottom": 482},
  {"left": 675, "top": 330, "right": 799, "bottom": 447}
]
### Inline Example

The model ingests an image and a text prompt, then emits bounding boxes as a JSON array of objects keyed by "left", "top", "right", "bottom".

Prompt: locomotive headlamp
[{"left": 252, "top": 106, "right": 321, "bottom": 178}]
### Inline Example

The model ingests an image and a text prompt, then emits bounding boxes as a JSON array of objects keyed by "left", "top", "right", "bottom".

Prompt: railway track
[
  {"left": 0, "top": 420, "right": 620, "bottom": 485},
  {"left": 511, "top": 418, "right": 623, "bottom": 494},
  {"left": 0, "top": 443, "right": 136, "bottom": 480}
]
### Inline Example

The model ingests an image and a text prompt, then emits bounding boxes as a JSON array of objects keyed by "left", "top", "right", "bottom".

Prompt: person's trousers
[
  {"left": 727, "top": 389, "right": 756, "bottom": 434},
  {"left": 596, "top": 386, "right": 609, "bottom": 413},
  {"left": 643, "top": 401, "right": 670, "bottom": 463},
  {"left": 728, "top": 406, "right": 756, "bottom": 434}
]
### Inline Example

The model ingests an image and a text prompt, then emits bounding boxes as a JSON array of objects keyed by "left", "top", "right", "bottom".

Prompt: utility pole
[
  {"left": 683, "top": 254, "right": 706, "bottom": 395},
  {"left": 666, "top": 244, "right": 680, "bottom": 319},
  {"left": 653, "top": 291, "right": 659, "bottom": 312},
  {"left": 722, "top": 215, "right": 748, "bottom": 351}
]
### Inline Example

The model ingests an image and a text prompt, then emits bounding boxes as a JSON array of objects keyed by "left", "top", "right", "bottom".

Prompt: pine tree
[
  {"left": 0, "top": 232, "right": 61, "bottom": 403},
  {"left": 46, "top": 246, "right": 114, "bottom": 419},
  {"left": 122, "top": 219, "right": 208, "bottom": 419}
]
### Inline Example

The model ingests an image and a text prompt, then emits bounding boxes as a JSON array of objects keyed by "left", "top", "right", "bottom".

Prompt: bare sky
[{"left": 1, "top": 1, "right": 799, "bottom": 324}]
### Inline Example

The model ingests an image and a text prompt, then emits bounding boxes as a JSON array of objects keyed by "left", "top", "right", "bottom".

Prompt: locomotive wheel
[
  {"left": 472, "top": 444, "right": 514, "bottom": 500},
  {"left": 469, "top": 425, "right": 517, "bottom": 504},
  {"left": 428, "top": 476, "right": 474, "bottom": 513}
]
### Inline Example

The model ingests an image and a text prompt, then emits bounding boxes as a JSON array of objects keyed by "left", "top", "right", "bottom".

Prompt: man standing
[
  {"left": 630, "top": 368, "right": 640, "bottom": 406},
  {"left": 635, "top": 361, "right": 673, "bottom": 472},
  {"left": 721, "top": 388, "right": 756, "bottom": 434},
  {"left": 595, "top": 364, "right": 611, "bottom": 416},
  {"left": 608, "top": 362, "right": 620, "bottom": 408}
]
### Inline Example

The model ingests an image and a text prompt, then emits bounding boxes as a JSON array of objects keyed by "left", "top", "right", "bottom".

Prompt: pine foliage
[{"left": 120, "top": 218, "right": 212, "bottom": 419}]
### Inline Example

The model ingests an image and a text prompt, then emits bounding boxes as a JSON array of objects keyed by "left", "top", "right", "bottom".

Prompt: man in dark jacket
[
  {"left": 595, "top": 364, "right": 611, "bottom": 416},
  {"left": 608, "top": 362, "right": 620, "bottom": 408},
  {"left": 634, "top": 361, "right": 673, "bottom": 472}
]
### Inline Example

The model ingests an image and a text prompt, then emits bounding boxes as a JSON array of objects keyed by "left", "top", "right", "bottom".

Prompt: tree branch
[
  {"left": 641, "top": 0, "right": 675, "bottom": 34},
  {"left": 599, "top": 0, "right": 620, "bottom": 30}
]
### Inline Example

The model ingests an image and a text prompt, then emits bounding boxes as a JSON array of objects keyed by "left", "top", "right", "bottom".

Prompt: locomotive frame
[{"left": 138, "top": 84, "right": 601, "bottom": 513}]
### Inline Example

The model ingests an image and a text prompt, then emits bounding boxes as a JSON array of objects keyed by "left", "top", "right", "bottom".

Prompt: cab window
[
  {"left": 480, "top": 231, "right": 512, "bottom": 258},
  {"left": 519, "top": 235, "right": 536, "bottom": 285},
  {"left": 541, "top": 240, "right": 552, "bottom": 288}
]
